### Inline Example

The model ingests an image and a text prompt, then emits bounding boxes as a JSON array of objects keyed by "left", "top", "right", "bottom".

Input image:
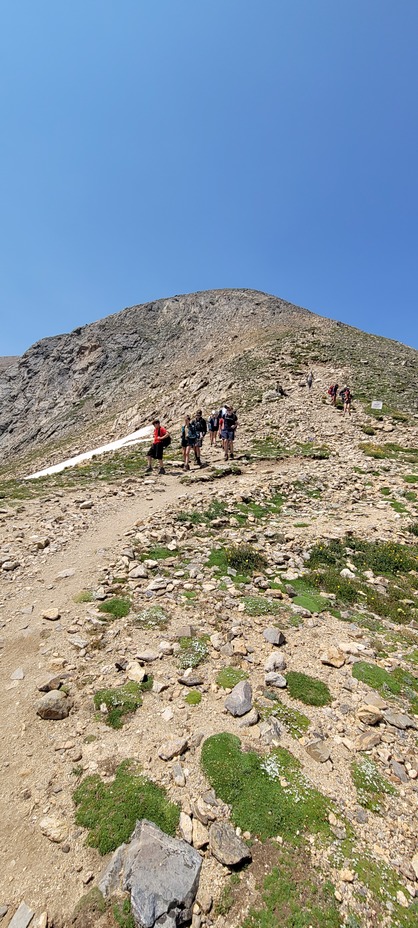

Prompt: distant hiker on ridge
[
  {"left": 307, "top": 371, "right": 313, "bottom": 390},
  {"left": 146, "top": 418, "right": 170, "bottom": 475}
]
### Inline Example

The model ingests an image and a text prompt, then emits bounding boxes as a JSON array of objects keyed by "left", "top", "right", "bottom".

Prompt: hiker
[
  {"left": 146, "top": 419, "right": 170, "bottom": 475},
  {"left": 221, "top": 405, "right": 238, "bottom": 461},
  {"left": 307, "top": 371, "right": 314, "bottom": 390},
  {"left": 208, "top": 410, "right": 219, "bottom": 446},
  {"left": 342, "top": 387, "right": 352, "bottom": 415},
  {"left": 180, "top": 415, "right": 199, "bottom": 470},
  {"left": 190, "top": 415, "right": 203, "bottom": 466},
  {"left": 277, "top": 383, "right": 288, "bottom": 398},
  {"left": 195, "top": 410, "right": 207, "bottom": 445},
  {"left": 328, "top": 383, "right": 339, "bottom": 406},
  {"left": 218, "top": 408, "right": 225, "bottom": 443}
]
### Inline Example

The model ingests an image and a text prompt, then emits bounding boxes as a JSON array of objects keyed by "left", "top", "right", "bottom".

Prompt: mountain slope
[{"left": 0, "top": 288, "right": 416, "bottom": 471}]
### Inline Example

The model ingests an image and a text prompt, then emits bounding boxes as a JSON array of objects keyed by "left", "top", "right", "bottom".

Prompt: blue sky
[{"left": 1, "top": 0, "right": 417, "bottom": 355}]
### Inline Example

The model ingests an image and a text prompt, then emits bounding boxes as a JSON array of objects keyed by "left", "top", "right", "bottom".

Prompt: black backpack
[{"left": 159, "top": 427, "right": 171, "bottom": 448}]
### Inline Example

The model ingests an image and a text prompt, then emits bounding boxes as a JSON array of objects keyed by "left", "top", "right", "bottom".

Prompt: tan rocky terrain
[{"left": 0, "top": 291, "right": 418, "bottom": 928}]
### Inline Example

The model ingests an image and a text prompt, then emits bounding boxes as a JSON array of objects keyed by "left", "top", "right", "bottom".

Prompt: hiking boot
[
  {"left": 185, "top": 464, "right": 190, "bottom": 471},
  {"left": 229, "top": 452, "right": 234, "bottom": 459},
  {"left": 145, "top": 466, "right": 152, "bottom": 474},
  {"left": 224, "top": 453, "right": 229, "bottom": 461},
  {"left": 158, "top": 467, "right": 165, "bottom": 475}
]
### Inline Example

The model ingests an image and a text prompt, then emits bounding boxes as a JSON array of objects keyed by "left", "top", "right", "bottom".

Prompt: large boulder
[
  {"left": 224, "top": 680, "right": 252, "bottom": 717},
  {"left": 209, "top": 823, "right": 252, "bottom": 867},
  {"left": 99, "top": 820, "right": 202, "bottom": 927},
  {"left": 36, "top": 690, "right": 72, "bottom": 720}
]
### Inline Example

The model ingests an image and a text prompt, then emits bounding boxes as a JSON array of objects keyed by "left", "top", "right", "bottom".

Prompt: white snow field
[{"left": 25, "top": 424, "right": 154, "bottom": 480}]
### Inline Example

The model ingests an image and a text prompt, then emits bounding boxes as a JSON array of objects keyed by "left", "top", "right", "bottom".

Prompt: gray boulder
[
  {"left": 263, "top": 627, "right": 286, "bottom": 646},
  {"left": 99, "top": 819, "right": 202, "bottom": 927},
  {"left": 209, "top": 823, "right": 252, "bottom": 867},
  {"left": 36, "top": 690, "right": 72, "bottom": 720},
  {"left": 224, "top": 680, "right": 252, "bottom": 717}
]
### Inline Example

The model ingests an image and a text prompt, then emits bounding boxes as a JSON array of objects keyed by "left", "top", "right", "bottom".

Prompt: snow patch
[{"left": 25, "top": 425, "right": 154, "bottom": 480}]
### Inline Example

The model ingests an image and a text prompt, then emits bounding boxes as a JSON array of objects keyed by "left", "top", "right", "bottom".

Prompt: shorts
[
  {"left": 221, "top": 429, "right": 235, "bottom": 441},
  {"left": 148, "top": 442, "right": 164, "bottom": 461}
]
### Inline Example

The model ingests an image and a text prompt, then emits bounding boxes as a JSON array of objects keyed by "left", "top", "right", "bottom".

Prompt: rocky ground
[{"left": 0, "top": 370, "right": 417, "bottom": 928}]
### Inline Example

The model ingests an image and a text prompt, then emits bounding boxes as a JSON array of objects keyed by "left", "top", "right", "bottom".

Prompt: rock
[
  {"left": 68, "top": 634, "right": 88, "bottom": 650},
  {"left": 264, "top": 672, "right": 287, "bottom": 688},
  {"left": 98, "top": 819, "right": 202, "bottom": 927},
  {"left": 174, "top": 625, "right": 195, "bottom": 639},
  {"left": 42, "top": 608, "right": 60, "bottom": 621},
  {"left": 391, "top": 760, "right": 409, "bottom": 783},
  {"left": 192, "top": 819, "right": 209, "bottom": 849},
  {"left": 55, "top": 568, "right": 76, "bottom": 579},
  {"left": 339, "top": 869, "right": 355, "bottom": 883},
  {"left": 306, "top": 740, "right": 331, "bottom": 763},
  {"left": 263, "top": 627, "right": 286, "bottom": 646},
  {"left": 179, "top": 812, "right": 193, "bottom": 844},
  {"left": 36, "top": 672, "right": 71, "bottom": 692},
  {"left": 384, "top": 710, "right": 418, "bottom": 730},
  {"left": 411, "top": 853, "right": 418, "bottom": 880},
  {"left": 40, "top": 815, "right": 67, "bottom": 843},
  {"left": 10, "top": 668, "right": 24, "bottom": 680},
  {"left": 196, "top": 890, "right": 212, "bottom": 914},
  {"left": 36, "top": 690, "right": 72, "bottom": 720},
  {"left": 172, "top": 763, "right": 186, "bottom": 787},
  {"left": 126, "top": 662, "right": 147, "bottom": 684},
  {"left": 0, "top": 906, "right": 8, "bottom": 920},
  {"left": 158, "top": 738, "right": 188, "bottom": 761},
  {"left": 355, "top": 731, "right": 381, "bottom": 751},
  {"left": 264, "top": 652, "right": 286, "bottom": 672},
  {"left": 129, "top": 565, "right": 149, "bottom": 579},
  {"left": 7, "top": 903, "right": 34, "bottom": 928},
  {"left": 224, "top": 680, "right": 252, "bottom": 717},
  {"left": 178, "top": 669, "right": 204, "bottom": 686},
  {"left": 340, "top": 568, "right": 356, "bottom": 579},
  {"left": 238, "top": 707, "right": 259, "bottom": 727},
  {"left": 357, "top": 705, "right": 384, "bottom": 725},
  {"left": 79, "top": 500, "right": 93, "bottom": 509},
  {"left": 320, "top": 647, "right": 346, "bottom": 668},
  {"left": 209, "top": 823, "right": 252, "bottom": 867},
  {"left": 136, "top": 649, "right": 160, "bottom": 663}
]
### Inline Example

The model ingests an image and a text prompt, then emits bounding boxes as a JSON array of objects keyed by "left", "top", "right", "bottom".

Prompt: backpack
[
  {"left": 159, "top": 427, "right": 171, "bottom": 448},
  {"left": 328, "top": 385, "right": 334, "bottom": 395}
]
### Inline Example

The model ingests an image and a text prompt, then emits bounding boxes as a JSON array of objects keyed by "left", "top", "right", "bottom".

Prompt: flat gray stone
[
  {"left": 384, "top": 710, "right": 417, "bottom": 730},
  {"left": 209, "top": 822, "right": 252, "bottom": 866},
  {"left": 224, "top": 680, "right": 252, "bottom": 717},
  {"left": 391, "top": 760, "right": 409, "bottom": 783},
  {"left": 264, "top": 652, "right": 286, "bottom": 672},
  {"left": 99, "top": 819, "right": 202, "bottom": 927},
  {"left": 306, "top": 740, "right": 331, "bottom": 764},
  {"left": 158, "top": 738, "right": 188, "bottom": 761},
  {"left": 8, "top": 902, "right": 34, "bottom": 928},
  {"left": 129, "top": 565, "right": 149, "bottom": 579},
  {"left": 263, "top": 627, "right": 286, "bottom": 646},
  {"left": 264, "top": 672, "right": 287, "bottom": 688}
]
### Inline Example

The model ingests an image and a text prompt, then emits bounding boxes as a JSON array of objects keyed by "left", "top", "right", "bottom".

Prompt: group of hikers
[
  {"left": 146, "top": 405, "right": 238, "bottom": 474},
  {"left": 328, "top": 383, "right": 352, "bottom": 415}
]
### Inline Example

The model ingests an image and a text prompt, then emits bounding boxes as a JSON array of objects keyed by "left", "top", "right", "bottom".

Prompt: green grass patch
[
  {"left": 93, "top": 680, "right": 150, "bottom": 729},
  {"left": 216, "top": 666, "right": 249, "bottom": 689},
  {"left": 141, "top": 545, "right": 175, "bottom": 560},
  {"left": 178, "top": 636, "right": 209, "bottom": 669},
  {"left": 243, "top": 848, "right": 341, "bottom": 928},
  {"left": 404, "top": 474, "right": 418, "bottom": 484},
  {"left": 286, "top": 671, "right": 332, "bottom": 707},
  {"left": 352, "top": 661, "right": 418, "bottom": 713},
  {"left": 226, "top": 543, "right": 268, "bottom": 573},
  {"left": 354, "top": 854, "right": 418, "bottom": 928},
  {"left": 360, "top": 443, "right": 418, "bottom": 464},
  {"left": 261, "top": 691, "right": 310, "bottom": 738},
  {"left": 184, "top": 690, "right": 202, "bottom": 706},
  {"left": 98, "top": 597, "right": 131, "bottom": 619},
  {"left": 113, "top": 897, "right": 135, "bottom": 928},
  {"left": 73, "top": 590, "right": 94, "bottom": 603},
  {"left": 132, "top": 605, "right": 168, "bottom": 629},
  {"left": 243, "top": 595, "right": 282, "bottom": 616},
  {"left": 201, "top": 733, "right": 332, "bottom": 841},
  {"left": 351, "top": 755, "right": 396, "bottom": 812},
  {"left": 73, "top": 760, "right": 179, "bottom": 855}
]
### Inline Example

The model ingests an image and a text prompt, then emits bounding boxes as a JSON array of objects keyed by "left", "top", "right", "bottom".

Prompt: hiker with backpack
[
  {"left": 307, "top": 371, "right": 314, "bottom": 390},
  {"left": 221, "top": 406, "right": 238, "bottom": 461},
  {"left": 180, "top": 415, "right": 200, "bottom": 470},
  {"left": 342, "top": 387, "right": 352, "bottom": 415},
  {"left": 194, "top": 410, "right": 207, "bottom": 446},
  {"left": 208, "top": 411, "right": 219, "bottom": 446},
  {"left": 328, "top": 383, "right": 339, "bottom": 406},
  {"left": 146, "top": 419, "right": 171, "bottom": 475}
]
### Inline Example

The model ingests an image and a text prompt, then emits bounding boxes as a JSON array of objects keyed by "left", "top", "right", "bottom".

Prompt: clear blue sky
[{"left": 1, "top": 0, "right": 417, "bottom": 355}]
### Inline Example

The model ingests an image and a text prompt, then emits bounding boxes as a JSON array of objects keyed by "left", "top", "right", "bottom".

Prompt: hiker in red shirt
[{"left": 146, "top": 419, "right": 170, "bottom": 475}]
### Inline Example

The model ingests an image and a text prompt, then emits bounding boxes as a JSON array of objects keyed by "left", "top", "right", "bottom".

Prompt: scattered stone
[
  {"left": 411, "top": 853, "right": 418, "bottom": 880},
  {"left": 158, "top": 738, "right": 188, "bottom": 761},
  {"left": 192, "top": 818, "right": 209, "bottom": 849},
  {"left": 7, "top": 902, "right": 34, "bottom": 928},
  {"left": 40, "top": 815, "right": 67, "bottom": 843},
  {"left": 129, "top": 565, "right": 148, "bottom": 579},
  {"left": 10, "top": 668, "right": 24, "bottom": 680},
  {"left": 179, "top": 812, "right": 193, "bottom": 844},
  {"left": 55, "top": 569, "right": 76, "bottom": 579},
  {"left": 320, "top": 647, "right": 346, "bottom": 668},
  {"left": 264, "top": 652, "right": 286, "bottom": 673},
  {"left": 0, "top": 906, "right": 8, "bottom": 920},
  {"left": 391, "top": 760, "right": 409, "bottom": 783},
  {"left": 263, "top": 627, "right": 286, "bottom": 646},
  {"left": 224, "top": 680, "right": 252, "bottom": 717},
  {"left": 36, "top": 690, "right": 73, "bottom": 720},
  {"left": 209, "top": 822, "right": 252, "bottom": 867},
  {"left": 126, "top": 662, "right": 147, "bottom": 684},
  {"left": 384, "top": 710, "right": 418, "bottom": 730},
  {"left": 238, "top": 707, "right": 259, "bottom": 727},
  {"left": 264, "top": 671, "right": 287, "bottom": 688},
  {"left": 98, "top": 819, "right": 202, "bottom": 927},
  {"left": 355, "top": 731, "right": 381, "bottom": 751},
  {"left": 172, "top": 763, "right": 186, "bottom": 787},
  {"left": 136, "top": 649, "right": 160, "bottom": 663},
  {"left": 357, "top": 704, "right": 384, "bottom": 725},
  {"left": 306, "top": 740, "right": 331, "bottom": 763},
  {"left": 42, "top": 608, "right": 60, "bottom": 621},
  {"left": 339, "top": 869, "right": 355, "bottom": 883}
]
